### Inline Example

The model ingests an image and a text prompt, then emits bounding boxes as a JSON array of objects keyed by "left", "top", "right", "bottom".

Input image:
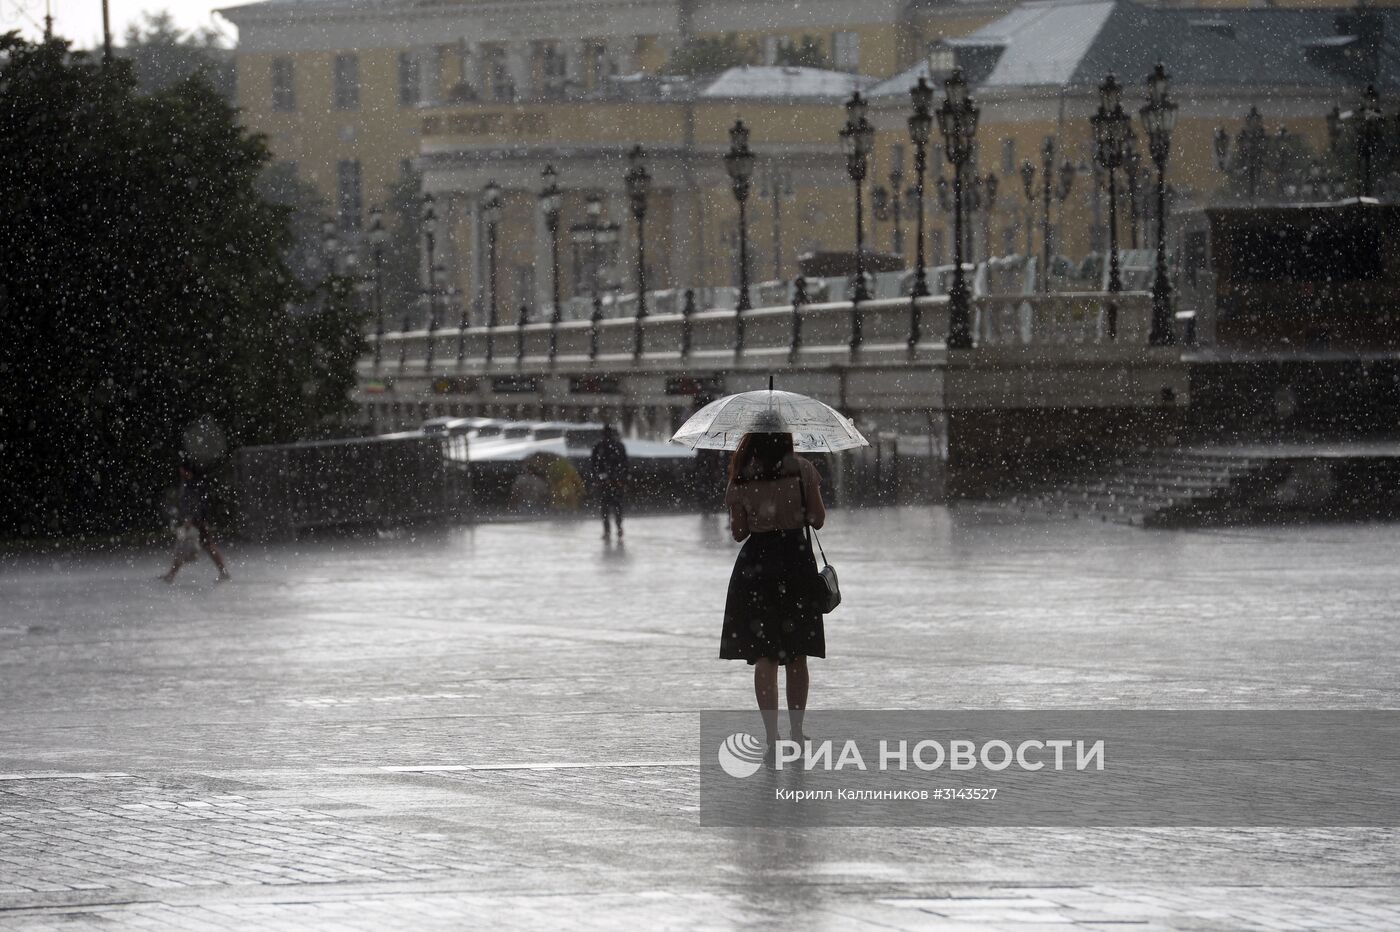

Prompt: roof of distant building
[
  {"left": 700, "top": 66, "right": 877, "bottom": 100},
  {"left": 868, "top": 0, "right": 1400, "bottom": 96}
]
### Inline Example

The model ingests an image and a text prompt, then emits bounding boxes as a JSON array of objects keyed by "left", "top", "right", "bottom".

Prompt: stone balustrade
[{"left": 366, "top": 291, "right": 1158, "bottom": 379}]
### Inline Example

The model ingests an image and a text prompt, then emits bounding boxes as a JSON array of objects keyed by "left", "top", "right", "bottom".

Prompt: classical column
[
  {"left": 418, "top": 44, "right": 441, "bottom": 106},
  {"left": 458, "top": 40, "right": 478, "bottom": 100},
  {"left": 611, "top": 36, "right": 637, "bottom": 76},
  {"left": 505, "top": 42, "right": 532, "bottom": 100},
  {"left": 563, "top": 39, "right": 585, "bottom": 90}
]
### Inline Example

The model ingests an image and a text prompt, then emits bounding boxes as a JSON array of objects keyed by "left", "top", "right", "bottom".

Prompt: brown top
[{"left": 724, "top": 455, "right": 825, "bottom": 535}]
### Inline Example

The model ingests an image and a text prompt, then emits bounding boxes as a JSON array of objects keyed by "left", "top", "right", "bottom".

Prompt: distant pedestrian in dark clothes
[
  {"left": 163, "top": 461, "right": 230, "bottom": 583},
  {"left": 589, "top": 425, "right": 630, "bottom": 540}
]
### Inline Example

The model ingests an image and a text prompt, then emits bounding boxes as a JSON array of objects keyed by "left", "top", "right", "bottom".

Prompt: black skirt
[{"left": 720, "top": 529, "right": 826, "bottom": 665}]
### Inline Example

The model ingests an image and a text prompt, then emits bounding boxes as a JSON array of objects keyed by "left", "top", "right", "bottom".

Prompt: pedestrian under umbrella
[{"left": 671, "top": 384, "right": 867, "bottom": 761}]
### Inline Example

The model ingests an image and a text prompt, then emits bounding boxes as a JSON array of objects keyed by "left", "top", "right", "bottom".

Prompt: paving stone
[{"left": 2, "top": 510, "right": 1400, "bottom": 927}]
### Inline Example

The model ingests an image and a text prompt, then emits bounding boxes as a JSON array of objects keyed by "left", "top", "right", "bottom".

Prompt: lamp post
[
  {"left": 1123, "top": 129, "right": 1142, "bottom": 249},
  {"left": 1214, "top": 105, "right": 1267, "bottom": 202},
  {"left": 420, "top": 196, "right": 438, "bottom": 334},
  {"left": 368, "top": 207, "right": 387, "bottom": 369},
  {"left": 937, "top": 68, "right": 978, "bottom": 349},
  {"left": 1047, "top": 142, "right": 1074, "bottom": 292},
  {"left": 538, "top": 165, "right": 563, "bottom": 360},
  {"left": 978, "top": 172, "right": 998, "bottom": 260},
  {"left": 759, "top": 165, "right": 792, "bottom": 282},
  {"left": 873, "top": 160, "right": 907, "bottom": 257},
  {"left": 840, "top": 92, "right": 875, "bottom": 320},
  {"left": 908, "top": 76, "right": 934, "bottom": 300},
  {"left": 1019, "top": 157, "right": 1036, "bottom": 261},
  {"left": 724, "top": 119, "right": 756, "bottom": 322},
  {"left": 481, "top": 180, "right": 503, "bottom": 361},
  {"left": 1139, "top": 62, "right": 1177, "bottom": 347},
  {"left": 586, "top": 194, "right": 604, "bottom": 359},
  {"left": 624, "top": 144, "right": 651, "bottom": 357},
  {"left": 1358, "top": 85, "right": 1384, "bottom": 198},
  {"left": 1091, "top": 73, "right": 1130, "bottom": 337},
  {"left": 577, "top": 193, "right": 618, "bottom": 360}
]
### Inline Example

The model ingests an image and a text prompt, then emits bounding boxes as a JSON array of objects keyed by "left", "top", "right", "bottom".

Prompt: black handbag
[{"left": 798, "top": 469, "right": 841, "bottom": 614}]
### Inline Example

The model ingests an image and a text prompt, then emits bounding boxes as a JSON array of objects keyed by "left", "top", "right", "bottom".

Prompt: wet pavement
[{"left": 2, "top": 506, "right": 1399, "bottom": 929}]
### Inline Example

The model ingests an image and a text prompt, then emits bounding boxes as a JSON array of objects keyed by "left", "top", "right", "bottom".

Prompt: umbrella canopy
[{"left": 669, "top": 389, "right": 869, "bottom": 452}]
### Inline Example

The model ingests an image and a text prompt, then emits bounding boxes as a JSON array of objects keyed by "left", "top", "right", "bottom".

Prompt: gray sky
[{"left": 3, "top": 0, "right": 237, "bottom": 49}]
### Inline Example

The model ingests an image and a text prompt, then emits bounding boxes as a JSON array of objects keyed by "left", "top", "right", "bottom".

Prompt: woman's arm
[
  {"left": 804, "top": 462, "right": 827, "bottom": 530},
  {"left": 729, "top": 504, "right": 750, "bottom": 542}
]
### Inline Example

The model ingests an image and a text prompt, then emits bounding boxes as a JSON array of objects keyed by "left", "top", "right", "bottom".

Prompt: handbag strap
[{"left": 796, "top": 464, "right": 829, "bottom": 565}]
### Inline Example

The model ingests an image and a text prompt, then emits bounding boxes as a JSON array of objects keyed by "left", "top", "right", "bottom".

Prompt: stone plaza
[{"left": 3, "top": 507, "right": 1400, "bottom": 929}]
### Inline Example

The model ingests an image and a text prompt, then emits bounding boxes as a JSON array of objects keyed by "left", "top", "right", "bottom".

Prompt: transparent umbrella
[{"left": 669, "top": 387, "right": 868, "bottom": 452}]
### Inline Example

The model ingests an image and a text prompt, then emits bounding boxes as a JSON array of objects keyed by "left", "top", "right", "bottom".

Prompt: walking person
[
  {"left": 589, "top": 425, "right": 630, "bottom": 540},
  {"left": 162, "top": 460, "right": 231, "bottom": 583},
  {"left": 721, "top": 431, "right": 827, "bottom": 753}
]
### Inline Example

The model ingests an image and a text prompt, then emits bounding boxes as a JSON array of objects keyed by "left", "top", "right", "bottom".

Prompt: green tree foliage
[
  {"left": 665, "top": 34, "right": 757, "bottom": 76},
  {"left": 121, "top": 10, "right": 234, "bottom": 99},
  {"left": 0, "top": 35, "right": 365, "bottom": 538},
  {"left": 774, "top": 35, "right": 831, "bottom": 70}
]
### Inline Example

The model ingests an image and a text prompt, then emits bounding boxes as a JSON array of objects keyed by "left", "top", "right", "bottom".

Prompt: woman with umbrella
[{"left": 672, "top": 384, "right": 866, "bottom": 756}]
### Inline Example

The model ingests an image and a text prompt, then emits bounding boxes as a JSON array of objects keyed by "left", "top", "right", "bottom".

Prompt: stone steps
[{"left": 980, "top": 449, "right": 1271, "bottom": 527}]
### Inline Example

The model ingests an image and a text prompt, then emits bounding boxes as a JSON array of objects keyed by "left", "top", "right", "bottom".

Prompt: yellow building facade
[{"left": 220, "top": 0, "right": 1391, "bottom": 320}]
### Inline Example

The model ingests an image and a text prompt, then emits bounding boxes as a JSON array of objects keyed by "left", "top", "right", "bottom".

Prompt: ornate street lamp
[
  {"left": 936, "top": 68, "right": 978, "bottom": 349},
  {"left": 624, "top": 144, "right": 651, "bottom": 357},
  {"left": 538, "top": 165, "right": 563, "bottom": 360},
  {"left": 980, "top": 172, "right": 998, "bottom": 260},
  {"left": 1214, "top": 106, "right": 1267, "bottom": 202},
  {"left": 420, "top": 196, "right": 439, "bottom": 334},
  {"left": 1123, "top": 129, "right": 1142, "bottom": 248},
  {"left": 1139, "top": 61, "right": 1177, "bottom": 347},
  {"left": 481, "top": 180, "right": 503, "bottom": 361},
  {"left": 907, "top": 76, "right": 934, "bottom": 301},
  {"left": 840, "top": 92, "right": 875, "bottom": 329},
  {"left": 1357, "top": 85, "right": 1384, "bottom": 198},
  {"left": 1020, "top": 139, "right": 1075, "bottom": 293},
  {"left": 367, "top": 206, "right": 387, "bottom": 370},
  {"left": 1091, "top": 73, "right": 1130, "bottom": 336},
  {"left": 577, "top": 193, "right": 618, "bottom": 359},
  {"left": 759, "top": 165, "right": 793, "bottom": 281},
  {"left": 1019, "top": 157, "right": 1036, "bottom": 261},
  {"left": 873, "top": 160, "right": 907, "bottom": 256},
  {"left": 724, "top": 119, "right": 756, "bottom": 328},
  {"left": 1051, "top": 154, "right": 1077, "bottom": 288}
]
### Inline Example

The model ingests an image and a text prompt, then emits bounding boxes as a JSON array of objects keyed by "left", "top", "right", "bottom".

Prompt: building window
[
  {"left": 832, "top": 31, "right": 859, "bottom": 72},
  {"left": 762, "top": 35, "right": 782, "bottom": 66},
  {"left": 271, "top": 57, "right": 295, "bottom": 111},
  {"left": 587, "top": 42, "right": 609, "bottom": 87},
  {"left": 540, "top": 43, "right": 566, "bottom": 97},
  {"left": 337, "top": 160, "right": 363, "bottom": 231},
  {"left": 333, "top": 53, "right": 360, "bottom": 110},
  {"left": 398, "top": 52, "right": 421, "bottom": 107},
  {"left": 483, "top": 45, "right": 512, "bottom": 102}
]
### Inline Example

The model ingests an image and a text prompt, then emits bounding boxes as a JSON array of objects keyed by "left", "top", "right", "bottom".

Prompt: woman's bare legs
[
  {"left": 203, "top": 539, "right": 230, "bottom": 580},
  {"left": 786, "top": 655, "right": 810, "bottom": 741},
  {"left": 754, "top": 659, "right": 780, "bottom": 743}
]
